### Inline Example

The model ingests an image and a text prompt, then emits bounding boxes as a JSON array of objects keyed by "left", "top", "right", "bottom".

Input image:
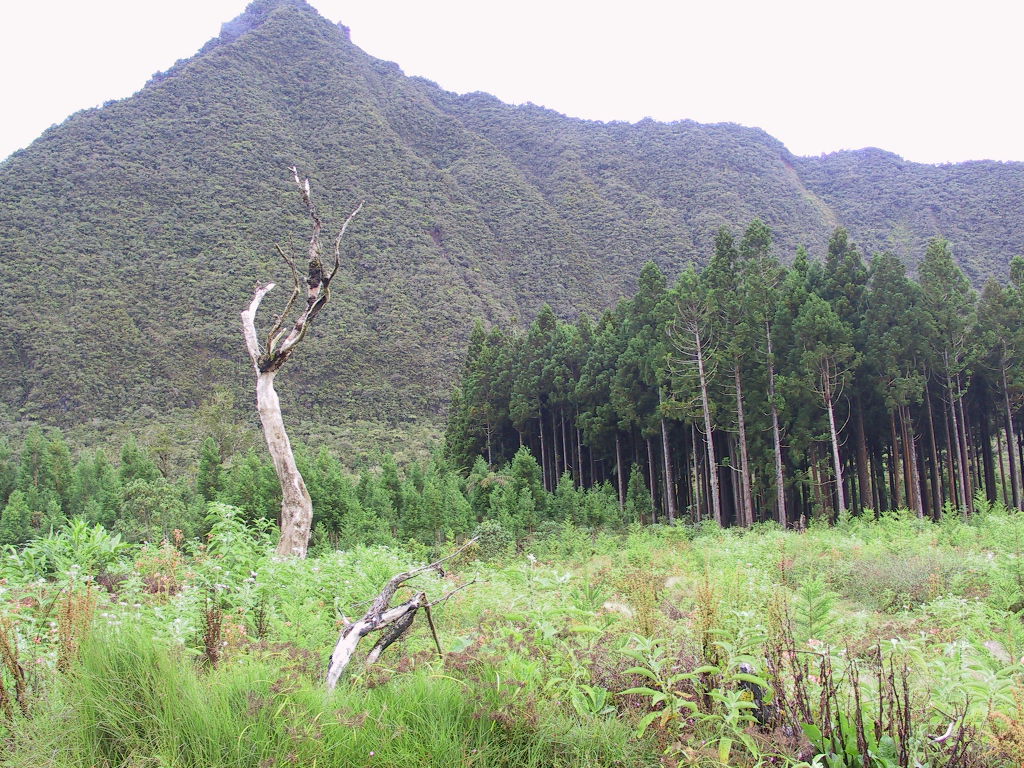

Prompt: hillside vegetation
[{"left": 0, "top": 0, "right": 1022, "bottom": 449}]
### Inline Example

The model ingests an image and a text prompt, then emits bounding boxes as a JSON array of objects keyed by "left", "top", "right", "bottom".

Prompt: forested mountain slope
[{"left": 1, "top": 0, "right": 1021, "bottom": 442}]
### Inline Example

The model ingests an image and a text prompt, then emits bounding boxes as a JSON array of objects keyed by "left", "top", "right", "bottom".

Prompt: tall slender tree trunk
[
  {"left": 925, "top": 385, "right": 943, "bottom": 517},
  {"left": 810, "top": 449, "right": 824, "bottom": 522},
  {"left": 557, "top": 411, "right": 565, "bottom": 483},
  {"left": 255, "top": 371, "right": 313, "bottom": 558},
  {"left": 867, "top": 446, "right": 879, "bottom": 512},
  {"left": 1018, "top": 429, "right": 1024, "bottom": 500},
  {"left": 945, "top": 365, "right": 968, "bottom": 514},
  {"left": 729, "top": 437, "right": 742, "bottom": 522},
  {"left": 615, "top": 432, "right": 625, "bottom": 511},
  {"left": 979, "top": 412, "right": 997, "bottom": 503},
  {"left": 899, "top": 405, "right": 915, "bottom": 513},
  {"left": 824, "top": 368, "right": 846, "bottom": 520},
  {"left": 538, "top": 412, "right": 549, "bottom": 493},
  {"left": 576, "top": 414, "right": 585, "bottom": 488},
  {"left": 646, "top": 437, "right": 658, "bottom": 524},
  {"left": 1002, "top": 366, "right": 1021, "bottom": 508},
  {"left": 889, "top": 411, "right": 903, "bottom": 509},
  {"left": 587, "top": 436, "right": 595, "bottom": 490},
  {"left": 733, "top": 364, "right": 754, "bottom": 527},
  {"left": 854, "top": 401, "right": 871, "bottom": 515},
  {"left": 659, "top": 417, "right": 677, "bottom": 525},
  {"left": 901, "top": 405, "right": 923, "bottom": 517},
  {"left": 765, "top": 322, "right": 787, "bottom": 526},
  {"left": 997, "top": 427, "right": 1009, "bottom": 506},
  {"left": 691, "top": 423, "right": 704, "bottom": 523},
  {"left": 955, "top": 376, "right": 974, "bottom": 514},
  {"left": 695, "top": 328, "right": 722, "bottom": 525}
]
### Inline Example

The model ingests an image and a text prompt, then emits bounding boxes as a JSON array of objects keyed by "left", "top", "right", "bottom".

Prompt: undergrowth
[{"left": 2, "top": 502, "right": 1024, "bottom": 766}]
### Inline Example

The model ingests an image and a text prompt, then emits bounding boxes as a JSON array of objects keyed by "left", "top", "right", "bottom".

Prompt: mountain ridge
[{"left": 1, "top": 0, "right": 1021, "bottom": 449}]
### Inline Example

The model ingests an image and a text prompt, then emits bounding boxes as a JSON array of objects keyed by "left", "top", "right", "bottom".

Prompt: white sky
[{"left": 1, "top": 0, "right": 1021, "bottom": 164}]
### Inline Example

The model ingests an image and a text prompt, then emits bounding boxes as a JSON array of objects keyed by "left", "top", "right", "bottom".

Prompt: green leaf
[
  {"left": 718, "top": 736, "right": 733, "bottom": 764},
  {"left": 733, "top": 671, "right": 770, "bottom": 689},
  {"left": 635, "top": 710, "right": 660, "bottom": 737},
  {"left": 692, "top": 664, "right": 722, "bottom": 675},
  {"left": 620, "top": 686, "right": 661, "bottom": 697},
  {"left": 802, "top": 723, "right": 825, "bottom": 749}
]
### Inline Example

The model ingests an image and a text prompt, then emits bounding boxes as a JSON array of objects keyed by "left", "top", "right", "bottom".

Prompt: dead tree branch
[
  {"left": 326, "top": 539, "right": 477, "bottom": 689},
  {"left": 240, "top": 169, "right": 362, "bottom": 558}
]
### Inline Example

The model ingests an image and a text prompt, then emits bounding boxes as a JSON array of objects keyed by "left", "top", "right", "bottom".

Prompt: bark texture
[
  {"left": 326, "top": 540, "right": 475, "bottom": 689},
  {"left": 241, "top": 169, "right": 361, "bottom": 558}
]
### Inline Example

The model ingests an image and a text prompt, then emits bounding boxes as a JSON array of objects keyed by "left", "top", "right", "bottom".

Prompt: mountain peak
[
  {"left": 204, "top": 0, "right": 324, "bottom": 52},
  {"left": 1, "top": 1, "right": 1022, "bottom": 439}
]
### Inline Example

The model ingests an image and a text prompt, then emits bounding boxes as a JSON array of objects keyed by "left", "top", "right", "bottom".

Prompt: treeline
[
  {"left": 0, "top": 427, "right": 628, "bottom": 551},
  {"left": 446, "top": 222, "right": 1024, "bottom": 526}
]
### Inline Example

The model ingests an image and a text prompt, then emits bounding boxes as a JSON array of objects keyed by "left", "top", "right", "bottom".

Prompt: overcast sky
[{"left": 1, "top": 0, "right": 1021, "bottom": 164}]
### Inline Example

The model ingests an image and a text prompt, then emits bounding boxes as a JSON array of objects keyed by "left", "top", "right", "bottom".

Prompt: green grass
[
  {"left": 6, "top": 627, "right": 650, "bottom": 768},
  {"left": 4, "top": 505, "right": 1024, "bottom": 767}
]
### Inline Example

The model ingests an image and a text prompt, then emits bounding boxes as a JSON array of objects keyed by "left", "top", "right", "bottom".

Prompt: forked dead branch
[
  {"left": 241, "top": 169, "right": 362, "bottom": 558},
  {"left": 326, "top": 538, "right": 477, "bottom": 689}
]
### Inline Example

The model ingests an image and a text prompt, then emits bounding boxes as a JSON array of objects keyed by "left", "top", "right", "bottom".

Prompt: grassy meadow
[{"left": 2, "top": 499, "right": 1024, "bottom": 767}]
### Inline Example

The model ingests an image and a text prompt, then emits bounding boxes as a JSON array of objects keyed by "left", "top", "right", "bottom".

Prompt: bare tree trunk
[
  {"left": 538, "top": 412, "right": 549, "bottom": 492},
  {"left": 997, "top": 427, "right": 1009, "bottom": 507},
  {"left": 241, "top": 170, "right": 361, "bottom": 558},
  {"left": 889, "top": 411, "right": 903, "bottom": 509},
  {"left": 576, "top": 415, "right": 585, "bottom": 489},
  {"left": 824, "top": 365, "right": 846, "bottom": 520},
  {"left": 691, "top": 423, "right": 703, "bottom": 523},
  {"left": 242, "top": 285, "right": 314, "bottom": 559},
  {"left": 1002, "top": 366, "right": 1021, "bottom": 508},
  {"left": 553, "top": 410, "right": 563, "bottom": 483},
  {"left": 615, "top": 431, "right": 625, "bottom": 511},
  {"left": 658, "top": 389, "right": 677, "bottom": 524},
  {"left": 902, "top": 405, "right": 924, "bottom": 518},
  {"left": 733, "top": 364, "right": 754, "bottom": 527},
  {"left": 946, "top": 364, "right": 968, "bottom": 514},
  {"left": 765, "top": 323, "right": 787, "bottom": 526},
  {"left": 979, "top": 409, "right": 997, "bottom": 503},
  {"left": 944, "top": 400, "right": 958, "bottom": 513},
  {"left": 810, "top": 449, "right": 823, "bottom": 521},
  {"left": 561, "top": 412, "right": 571, "bottom": 482},
  {"left": 925, "top": 385, "right": 943, "bottom": 516},
  {"left": 853, "top": 399, "right": 871, "bottom": 515},
  {"left": 588, "top": 434, "right": 595, "bottom": 489},
  {"left": 259, "top": 373, "right": 312, "bottom": 555},
  {"left": 956, "top": 382, "right": 974, "bottom": 514},
  {"left": 646, "top": 437, "right": 658, "bottom": 523},
  {"left": 695, "top": 328, "right": 722, "bottom": 525}
]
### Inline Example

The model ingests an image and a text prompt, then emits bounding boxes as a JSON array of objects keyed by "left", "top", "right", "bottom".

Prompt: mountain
[{"left": 1, "top": 0, "right": 1021, "bottom": 450}]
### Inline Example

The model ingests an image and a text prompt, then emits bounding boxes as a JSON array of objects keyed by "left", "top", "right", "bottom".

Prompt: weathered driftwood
[
  {"left": 326, "top": 540, "right": 476, "bottom": 690},
  {"left": 241, "top": 169, "right": 362, "bottom": 558}
]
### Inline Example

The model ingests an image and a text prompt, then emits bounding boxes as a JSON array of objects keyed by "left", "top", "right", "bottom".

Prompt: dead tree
[
  {"left": 241, "top": 169, "right": 362, "bottom": 558},
  {"left": 326, "top": 539, "right": 476, "bottom": 689}
]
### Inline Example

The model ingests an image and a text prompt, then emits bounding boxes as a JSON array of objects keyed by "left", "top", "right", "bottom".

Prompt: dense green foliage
[
  {"left": 447, "top": 223, "right": 1024, "bottom": 527},
  {"left": 1, "top": 0, "right": 1021, "bottom": 449},
  {"left": 0, "top": 422, "right": 632, "bottom": 554},
  {"left": 3, "top": 502, "right": 1024, "bottom": 766}
]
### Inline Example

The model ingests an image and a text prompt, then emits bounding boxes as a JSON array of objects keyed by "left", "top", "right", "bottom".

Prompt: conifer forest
[{"left": 446, "top": 224, "right": 1024, "bottom": 530}]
